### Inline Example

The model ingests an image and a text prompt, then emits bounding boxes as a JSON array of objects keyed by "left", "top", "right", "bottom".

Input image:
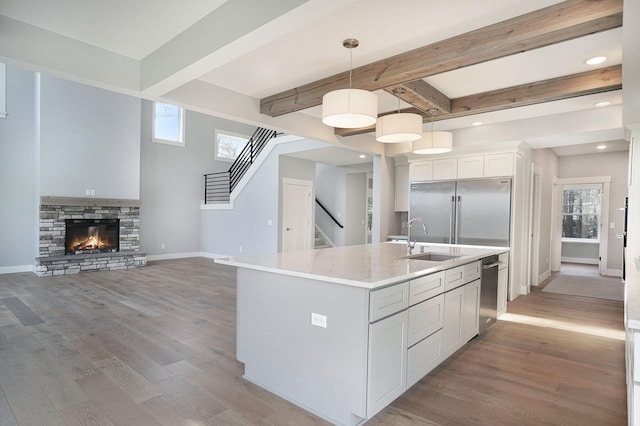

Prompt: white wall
[
  {"left": 39, "top": 74, "right": 141, "bottom": 199},
  {"left": 200, "top": 139, "right": 327, "bottom": 257},
  {"left": 531, "top": 148, "right": 558, "bottom": 280},
  {"left": 0, "top": 65, "right": 39, "bottom": 271},
  {"left": 139, "top": 100, "right": 256, "bottom": 257},
  {"left": 345, "top": 172, "right": 368, "bottom": 246},
  {"left": 558, "top": 150, "right": 629, "bottom": 272}
]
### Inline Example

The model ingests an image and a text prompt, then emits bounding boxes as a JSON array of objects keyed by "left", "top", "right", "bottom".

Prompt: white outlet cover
[{"left": 311, "top": 312, "right": 327, "bottom": 328}]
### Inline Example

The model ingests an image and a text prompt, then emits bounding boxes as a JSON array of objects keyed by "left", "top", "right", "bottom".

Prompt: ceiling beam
[
  {"left": 383, "top": 80, "right": 451, "bottom": 114},
  {"left": 335, "top": 65, "right": 622, "bottom": 137},
  {"left": 260, "top": 0, "right": 623, "bottom": 117}
]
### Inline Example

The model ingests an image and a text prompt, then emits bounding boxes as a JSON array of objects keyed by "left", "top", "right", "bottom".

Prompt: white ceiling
[{"left": 0, "top": 0, "right": 630, "bottom": 163}]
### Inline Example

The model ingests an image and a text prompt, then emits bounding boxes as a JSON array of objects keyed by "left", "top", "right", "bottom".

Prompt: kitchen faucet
[{"left": 407, "top": 217, "right": 428, "bottom": 256}]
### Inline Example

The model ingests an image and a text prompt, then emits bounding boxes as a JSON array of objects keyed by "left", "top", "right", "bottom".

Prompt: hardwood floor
[{"left": 0, "top": 258, "right": 626, "bottom": 425}]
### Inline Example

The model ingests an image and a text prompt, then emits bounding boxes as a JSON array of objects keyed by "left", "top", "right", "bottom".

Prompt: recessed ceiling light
[
  {"left": 472, "top": 121, "right": 483, "bottom": 126},
  {"left": 595, "top": 101, "right": 611, "bottom": 107},
  {"left": 585, "top": 56, "right": 607, "bottom": 65},
  {"left": 358, "top": 154, "right": 366, "bottom": 159},
  {"left": 597, "top": 144, "right": 607, "bottom": 150}
]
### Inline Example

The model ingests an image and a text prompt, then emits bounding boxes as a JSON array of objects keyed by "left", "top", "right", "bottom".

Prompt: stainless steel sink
[{"left": 401, "top": 252, "right": 462, "bottom": 261}]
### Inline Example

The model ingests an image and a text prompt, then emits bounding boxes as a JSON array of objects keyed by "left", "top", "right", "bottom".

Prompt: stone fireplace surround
[{"left": 36, "top": 196, "right": 146, "bottom": 276}]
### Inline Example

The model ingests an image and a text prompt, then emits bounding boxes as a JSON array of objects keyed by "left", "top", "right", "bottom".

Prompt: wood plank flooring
[{"left": 0, "top": 258, "right": 626, "bottom": 425}]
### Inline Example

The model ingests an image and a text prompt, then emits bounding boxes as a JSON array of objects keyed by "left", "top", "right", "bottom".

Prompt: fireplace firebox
[{"left": 65, "top": 219, "right": 119, "bottom": 255}]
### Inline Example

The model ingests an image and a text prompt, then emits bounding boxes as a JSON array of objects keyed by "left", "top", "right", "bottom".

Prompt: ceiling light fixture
[
  {"left": 597, "top": 144, "right": 607, "bottom": 150},
  {"left": 585, "top": 56, "right": 607, "bottom": 65},
  {"left": 595, "top": 101, "right": 611, "bottom": 107},
  {"left": 358, "top": 154, "right": 366, "bottom": 159},
  {"left": 322, "top": 39, "right": 378, "bottom": 129},
  {"left": 375, "top": 88, "right": 423, "bottom": 143},
  {"left": 412, "top": 109, "right": 453, "bottom": 154},
  {"left": 472, "top": 121, "right": 483, "bottom": 126}
]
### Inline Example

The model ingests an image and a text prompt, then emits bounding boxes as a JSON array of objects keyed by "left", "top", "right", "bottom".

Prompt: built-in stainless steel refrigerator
[{"left": 409, "top": 178, "right": 512, "bottom": 247}]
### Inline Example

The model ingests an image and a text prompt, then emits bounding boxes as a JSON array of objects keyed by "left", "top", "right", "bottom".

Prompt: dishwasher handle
[{"left": 482, "top": 261, "right": 501, "bottom": 269}]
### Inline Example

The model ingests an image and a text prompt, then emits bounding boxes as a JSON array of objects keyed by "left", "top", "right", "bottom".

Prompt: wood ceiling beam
[
  {"left": 259, "top": 0, "right": 622, "bottom": 117},
  {"left": 335, "top": 65, "right": 622, "bottom": 137},
  {"left": 384, "top": 80, "right": 451, "bottom": 114}
]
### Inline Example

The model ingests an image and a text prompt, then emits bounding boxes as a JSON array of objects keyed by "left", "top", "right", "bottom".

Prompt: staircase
[
  {"left": 203, "top": 127, "right": 277, "bottom": 204},
  {"left": 314, "top": 226, "right": 334, "bottom": 249}
]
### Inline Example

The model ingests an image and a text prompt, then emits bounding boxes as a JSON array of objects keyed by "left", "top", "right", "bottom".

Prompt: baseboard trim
[
  {"left": 604, "top": 268, "right": 622, "bottom": 278},
  {"left": 561, "top": 257, "right": 599, "bottom": 265},
  {"left": 146, "top": 252, "right": 228, "bottom": 261},
  {"left": 535, "top": 269, "right": 551, "bottom": 286},
  {"left": 0, "top": 264, "right": 35, "bottom": 275}
]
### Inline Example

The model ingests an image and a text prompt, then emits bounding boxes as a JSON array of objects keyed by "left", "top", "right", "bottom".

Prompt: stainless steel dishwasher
[{"left": 480, "top": 255, "right": 500, "bottom": 333}]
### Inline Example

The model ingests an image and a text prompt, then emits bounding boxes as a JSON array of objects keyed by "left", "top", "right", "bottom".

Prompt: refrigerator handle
[
  {"left": 450, "top": 195, "right": 456, "bottom": 243},
  {"left": 455, "top": 195, "right": 461, "bottom": 244}
]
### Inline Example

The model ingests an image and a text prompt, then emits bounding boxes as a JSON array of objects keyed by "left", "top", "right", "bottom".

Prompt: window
[
  {"left": 562, "top": 184, "right": 602, "bottom": 241},
  {"left": 215, "top": 129, "right": 249, "bottom": 161},
  {"left": 153, "top": 102, "right": 184, "bottom": 145}
]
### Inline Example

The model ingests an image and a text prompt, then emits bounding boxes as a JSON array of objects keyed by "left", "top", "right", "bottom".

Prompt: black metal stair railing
[{"left": 204, "top": 127, "right": 277, "bottom": 204}]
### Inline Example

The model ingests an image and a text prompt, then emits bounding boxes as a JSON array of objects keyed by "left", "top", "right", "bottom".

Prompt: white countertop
[{"left": 215, "top": 242, "right": 507, "bottom": 289}]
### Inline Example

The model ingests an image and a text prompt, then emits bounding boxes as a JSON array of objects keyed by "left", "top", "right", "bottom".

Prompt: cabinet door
[
  {"left": 395, "top": 165, "right": 409, "bottom": 212},
  {"left": 443, "top": 286, "right": 463, "bottom": 358},
  {"left": 367, "top": 310, "right": 408, "bottom": 418},
  {"left": 407, "top": 329, "right": 443, "bottom": 388},
  {"left": 461, "top": 279, "right": 480, "bottom": 343},
  {"left": 484, "top": 153, "right": 513, "bottom": 177},
  {"left": 410, "top": 161, "right": 433, "bottom": 181},
  {"left": 432, "top": 158, "right": 457, "bottom": 180},
  {"left": 464, "top": 261, "right": 481, "bottom": 283},
  {"left": 457, "top": 156, "right": 484, "bottom": 179}
]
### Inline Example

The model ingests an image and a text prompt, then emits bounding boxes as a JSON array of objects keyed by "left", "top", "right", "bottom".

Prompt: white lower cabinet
[
  {"left": 443, "top": 279, "right": 480, "bottom": 358},
  {"left": 407, "top": 329, "right": 443, "bottom": 388},
  {"left": 461, "top": 279, "right": 480, "bottom": 342},
  {"left": 497, "top": 252, "right": 509, "bottom": 316},
  {"left": 367, "top": 310, "right": 408, "bottom": 418}
]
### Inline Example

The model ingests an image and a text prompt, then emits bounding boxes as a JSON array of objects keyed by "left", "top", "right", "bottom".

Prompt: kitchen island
[{"left": 216, "top": 242, "right": 507, "bottom": 425}]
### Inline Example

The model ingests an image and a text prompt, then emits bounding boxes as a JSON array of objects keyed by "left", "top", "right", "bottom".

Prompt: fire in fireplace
[{"left": 65, "top": 219, "right": 119, "bottom": 255}]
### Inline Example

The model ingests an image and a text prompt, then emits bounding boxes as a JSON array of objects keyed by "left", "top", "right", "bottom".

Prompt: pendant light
[
  {"left": 375, "top": 88, "right": 423, "bottom": 143},
  {"left": 412, "top": 108, "right": 453, "bottom": 154},
  {"left": 322, "top": 39, "right": 378, "bottom": 129}
]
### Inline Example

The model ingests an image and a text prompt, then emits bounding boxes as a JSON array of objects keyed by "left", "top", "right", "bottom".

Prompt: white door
[{"left": 282, "top": 178, "right": 313, "bottom": 252}]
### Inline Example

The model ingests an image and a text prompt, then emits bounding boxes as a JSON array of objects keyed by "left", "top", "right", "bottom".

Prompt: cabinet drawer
[
  {"left": 408, "top": 294, "right": 444, "bottom": 347},
  {"left": 409, "top": 271, "right": 445, "bottom": 306},
  {"left": 370, "top": 282, "right": 409, "bottom": 323},
  {"left": 407, "top": 329, "right": 443, "bottom": 388},
  {"left": 464, "top": 261, "right": 481, "bottom": 283},
  {"left": 445, "top": 266, "right": 465, "bottom": 291}
]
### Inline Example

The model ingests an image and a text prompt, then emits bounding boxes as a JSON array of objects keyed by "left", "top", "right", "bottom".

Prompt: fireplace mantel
[{"left": 41, "top": 196, "right": 141, "bottom": 208}]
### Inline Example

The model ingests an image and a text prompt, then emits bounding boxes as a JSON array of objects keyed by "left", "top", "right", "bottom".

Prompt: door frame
[
  {"left": 281, "top": 178, "right": 314, "bottom": 252},
  {"left": 551, "top": 176, "right": 611, "bottom": 275},
  {"left": 529, "top": 164, "right": 542, "bottom": 285}
]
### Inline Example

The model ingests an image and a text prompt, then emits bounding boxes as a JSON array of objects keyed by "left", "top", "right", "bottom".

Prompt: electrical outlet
[
  {"left": 85, "top": 189, "right": 91, "bottom": 196},
  {"left": 161, "top": 243, "right": 165, "bottom": 250},
  {"left": 311, "top": 312, "right": 327, "bottom": 328},
  {"left": 90, "top": 189, "right": 95, "bottom": 196},
  {"left": 239, "top": 246, "right": 243, "bottom": 252}
]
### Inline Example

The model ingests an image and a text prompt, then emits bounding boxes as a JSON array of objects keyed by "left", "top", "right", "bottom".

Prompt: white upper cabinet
[
  {"left": 484, "top": 153, "right": 514, "bottom": 177},
  {"left": 409, "top": 152, "right": 514, "bottom": 181},
  {"left": 432, "top": 158, "right": 457, "bottom": 180},
  {"left": 409, "top": 160, "right": 433, "bottom": 181},
  {"left": 457, "top": 156, "right": 484, "bottom": 179}
]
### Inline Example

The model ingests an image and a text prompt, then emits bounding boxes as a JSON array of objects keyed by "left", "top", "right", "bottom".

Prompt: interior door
[
  {"left": 282, "top": 178, "right": 313, "bottom": 252},
  {"left": 409, "top": 181, "right": 456, "bottom": 243}
]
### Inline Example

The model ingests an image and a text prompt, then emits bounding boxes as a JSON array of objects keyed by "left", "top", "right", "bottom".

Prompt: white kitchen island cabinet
[{"left": 220, "top": 242, "right": 507, "bottom": 426}]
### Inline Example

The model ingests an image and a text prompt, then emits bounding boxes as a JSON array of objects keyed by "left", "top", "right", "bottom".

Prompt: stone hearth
[{"left": 36, "top": 196, "right": 146, "bottom": 276}]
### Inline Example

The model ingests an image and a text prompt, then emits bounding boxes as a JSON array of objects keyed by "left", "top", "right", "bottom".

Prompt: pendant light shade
[
  {"left": 413, "top": 131, "right": 453, "bottom": 154},
  {"left": 321, "top": 39, "right": 378, "bottom": 129},
  {"left": 375, "top": 112, "right": 423, "bottom": 143},
  {"left": 322, "top": 89, "right": 378, "bottom": 128}
]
